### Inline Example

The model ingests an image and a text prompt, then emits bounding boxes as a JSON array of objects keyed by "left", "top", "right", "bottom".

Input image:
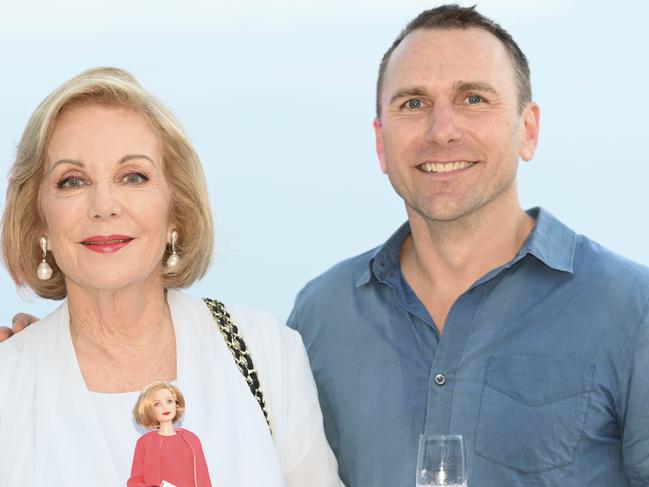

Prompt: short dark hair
[{"left": 376, "top": 4, "right": 531, "bottom": 117}]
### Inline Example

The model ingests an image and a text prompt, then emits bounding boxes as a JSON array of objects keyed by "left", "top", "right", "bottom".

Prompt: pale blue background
[{"left": 1, "top": 0, "right": 648, "bottom": 323}]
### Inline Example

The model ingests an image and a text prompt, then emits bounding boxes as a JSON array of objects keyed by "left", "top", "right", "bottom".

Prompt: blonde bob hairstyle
[
  {"left": 1, "top": 67, "right": 213, "bottom": 299},
  {"left": 133, "top": 381, "right": 186, "bottom": 429}
]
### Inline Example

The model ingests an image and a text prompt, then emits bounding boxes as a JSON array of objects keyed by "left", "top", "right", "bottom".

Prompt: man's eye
[
  {"left": 57, "top": 176, "right": 85, "bottom": 188},
  {"left": 123, "top": 172, "right": 148, "bottom": 185},
  {"left": 466, "top": 95, "right": 484, "bottom": 104},
  {"left": 405, "top": 99, "right": 423, "bottom": 109}
]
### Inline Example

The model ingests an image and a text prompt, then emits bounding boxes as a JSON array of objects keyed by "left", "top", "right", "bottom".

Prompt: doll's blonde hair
[{"left": 133, "top": 381, "right": 186, "bottom": 429}]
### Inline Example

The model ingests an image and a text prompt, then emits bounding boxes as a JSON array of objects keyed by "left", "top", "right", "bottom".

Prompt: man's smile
[{"left": 417, "top": 161, "right": 477, "bottom": 173}]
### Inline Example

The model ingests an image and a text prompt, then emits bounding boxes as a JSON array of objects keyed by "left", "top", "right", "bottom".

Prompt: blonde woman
[{"left": 0, "top": 67, "right": 342, "bottom": 487}]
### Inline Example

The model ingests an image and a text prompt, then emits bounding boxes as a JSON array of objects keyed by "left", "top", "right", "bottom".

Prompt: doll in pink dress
[{"left": 128, "top": 381, "right": 212, "bottom": 487}]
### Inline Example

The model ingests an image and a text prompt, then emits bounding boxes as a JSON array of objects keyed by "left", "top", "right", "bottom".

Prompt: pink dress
[{"left": 127, "top": 429, "right": 212, "bottom": 487}]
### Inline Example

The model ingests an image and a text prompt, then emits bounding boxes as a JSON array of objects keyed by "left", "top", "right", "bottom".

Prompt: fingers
[
  {"left": 0, "top": 313, "right": 40, "bottom": 342},
  {"left": 12, "top": 313, "right": 39, "bottom": 332},
  {"left": 0, "top": 326, "right": 14, "bottom": 342}
]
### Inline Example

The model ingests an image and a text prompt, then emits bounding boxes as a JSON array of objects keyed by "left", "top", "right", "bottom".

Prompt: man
[
  {"left": 3, "top": 5, "right": 649, "bottom": 487},
  {"left": 287, "top": 4, "right": 649, "bottom": 486}
]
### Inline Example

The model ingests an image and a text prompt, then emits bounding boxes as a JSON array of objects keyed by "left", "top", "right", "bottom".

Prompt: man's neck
[{"left": 400, "top": 200, "right": 534, "bottom": 333}]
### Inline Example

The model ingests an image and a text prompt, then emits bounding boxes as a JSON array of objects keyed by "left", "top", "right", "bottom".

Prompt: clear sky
[{"left": 1, "top": 0, "right": 648, "bottom": 323}]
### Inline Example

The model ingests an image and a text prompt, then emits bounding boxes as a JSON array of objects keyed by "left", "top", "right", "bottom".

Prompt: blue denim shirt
[{"left": 287, "top": 208, "right": 649, "bottom": 487}]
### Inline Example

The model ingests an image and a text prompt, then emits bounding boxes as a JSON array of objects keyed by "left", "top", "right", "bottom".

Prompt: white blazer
[{"left": 0, "top": 290, "right": 343, "bottom": 486}]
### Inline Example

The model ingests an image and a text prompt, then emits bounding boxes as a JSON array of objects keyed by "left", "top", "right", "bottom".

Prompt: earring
[
  {"left": 37, "top": 237, "right": 53, "bottom": 281},
  {"left": 166, "top": 231, "right": 180, "bottom": 271}
]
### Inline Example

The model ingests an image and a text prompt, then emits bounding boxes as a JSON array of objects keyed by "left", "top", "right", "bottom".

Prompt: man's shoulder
[
  {"left": 568, "top": 233, "right": 649, "bottom": 326},
  {"left": 287, "top": 245, "right": 381, "bottom": 335},
  {"left": 295, "top": 246, "right": 379, "bottom": 302},
  {"left": 575, "top": 233, "right": 649, "bottom": 288}
]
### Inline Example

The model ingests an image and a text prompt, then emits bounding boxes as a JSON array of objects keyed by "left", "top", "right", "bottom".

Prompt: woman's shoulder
[
  {"left": 0, "top": 302, "right": 67, "bottom": 359},
  {"left": 227, "top": 305, "right": 306, "bottom": 363},
  {"left": 169, "top": 290, "right": 301, "bottom": 349}
]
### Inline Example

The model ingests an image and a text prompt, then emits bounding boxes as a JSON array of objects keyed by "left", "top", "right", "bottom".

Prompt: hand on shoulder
[{"left": 0, "top": 313, "right": 40, "bottom": 342}]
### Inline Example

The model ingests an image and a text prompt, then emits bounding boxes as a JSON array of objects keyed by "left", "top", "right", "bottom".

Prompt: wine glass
[{"left": 416, "top": 434, "right": 467, "bottom": 487}]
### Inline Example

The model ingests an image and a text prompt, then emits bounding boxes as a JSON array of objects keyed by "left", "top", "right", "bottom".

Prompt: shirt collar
[
  {"left": 518, "top": 207, "right": 576, "bottom": 273},
  {"left": 355, "top": 222, "right": 411, "bottom": 288},
  {"left": 355, "top": 207, "right": 576, "bottom": 288}
]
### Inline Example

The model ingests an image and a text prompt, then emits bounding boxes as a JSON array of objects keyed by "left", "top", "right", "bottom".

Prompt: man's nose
[
  {"left": 425, "top": 101, "right": 462, "bottom": 145},
  {"left": 87, "top": 181, "right": 122, "bottom": 220}
]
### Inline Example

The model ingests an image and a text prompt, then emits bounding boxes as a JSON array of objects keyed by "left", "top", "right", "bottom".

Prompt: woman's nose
[{"left": 87, "top": 182, "right": 122, "bottom": 220}]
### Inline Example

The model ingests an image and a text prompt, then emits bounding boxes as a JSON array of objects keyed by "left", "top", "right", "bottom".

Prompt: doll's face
[{"left": 151, "top": 388, "right": 177, "bottom": 426}]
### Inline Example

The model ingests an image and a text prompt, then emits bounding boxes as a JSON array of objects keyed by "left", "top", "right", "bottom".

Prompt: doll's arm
[
  {"left": 193, "top": 435, "right": 213, "bottom": 486},
  {"left": 127, "top": 439, "right": 148, "bottom": 487}
]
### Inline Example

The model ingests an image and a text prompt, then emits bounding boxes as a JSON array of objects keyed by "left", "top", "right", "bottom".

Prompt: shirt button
[{"left": 434, "top": 373, "right": 446, "bottom": 386}]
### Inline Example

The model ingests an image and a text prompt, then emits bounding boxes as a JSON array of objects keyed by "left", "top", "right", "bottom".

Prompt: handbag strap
[{"left": 202, "top": 297, "right": 272, "bottom": 433}]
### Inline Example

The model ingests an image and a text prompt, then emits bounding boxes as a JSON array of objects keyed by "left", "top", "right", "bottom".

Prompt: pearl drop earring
[
  {"left": 166, "top": 231, "right": 180, "bottom": 271},
  {"left": 37, "top": 237, "right": 53, "bottom": 281}
]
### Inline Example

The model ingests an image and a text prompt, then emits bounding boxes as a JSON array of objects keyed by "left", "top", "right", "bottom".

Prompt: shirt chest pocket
[{"left": 475, "top": 355, "right": 595, "bottom": 473}]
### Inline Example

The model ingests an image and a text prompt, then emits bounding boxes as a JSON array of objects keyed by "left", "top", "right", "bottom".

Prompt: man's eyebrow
[
  {"left": 388, "top": 86, "right": 429, "bottom": 105},
  {"left": 48, "top": 154, "right": 156, "bottom": 174},
  {"left": 454, "top": 81, "right": 499, "bottom": 96},
  {"left": 388, "top": 82, "right": 500, "bottom": 106}
]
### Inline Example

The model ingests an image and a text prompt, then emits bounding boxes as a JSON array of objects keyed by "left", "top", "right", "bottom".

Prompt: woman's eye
[
  {"left": 57, "top": 175, "right": 85, "bottom": 188},
  {"left": 154, "top": 402, "right": 160, "bottom": 408},
  {"left": 405, "top": 99, "right": 423, "bottom": 109},
  {"left": 122, "top": 172, "right": 148, "bottom": 185},
  {"left": 167, "top": 399, "right": 174, "bottom": 404},
  {"left": 466, "top": 94, "right": 484, "bottom": 104}
]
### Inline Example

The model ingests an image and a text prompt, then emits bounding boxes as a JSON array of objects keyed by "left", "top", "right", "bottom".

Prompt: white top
[{"left": 0, "top": 290, "right": 343, "bottom": 486}]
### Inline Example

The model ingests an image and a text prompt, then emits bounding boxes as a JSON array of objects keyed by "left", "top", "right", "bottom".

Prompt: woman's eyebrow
[
  {"left": 48, "top": 154, "right": 157, "bottom": 174},
  {"left": 49, "top": 159, "right": 82, "bottom": 174},
  {"left": 119, "top": 154, "right": 157, "bottom": 166}
]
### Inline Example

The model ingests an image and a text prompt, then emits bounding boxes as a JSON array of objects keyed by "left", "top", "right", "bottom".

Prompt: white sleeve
[
  {"left": 228, "top": 306, "right": 344, "bottom": 487},
  {"left": 0, "top": 335, "right": 36, "bottom": 486},
  {"left": 276, "top": 327, "right": 345, "bottom": 487}
]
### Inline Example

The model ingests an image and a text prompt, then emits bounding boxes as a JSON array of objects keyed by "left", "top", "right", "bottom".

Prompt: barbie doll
[{"left": 128, "top": 382, "right": 212, "bottom": 487}]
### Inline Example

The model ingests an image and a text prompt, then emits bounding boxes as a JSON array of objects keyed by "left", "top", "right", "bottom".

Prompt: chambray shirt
[{"left": 287, "top": 208, "right": 649, "bottom": 487}]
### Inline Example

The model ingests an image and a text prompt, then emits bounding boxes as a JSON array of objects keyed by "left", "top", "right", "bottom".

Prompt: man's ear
[
  {"left": 519, "top": 102, "right": 540, "bottom": 162},
  {"left": 373, "top": 117, "right": 388, "bottom": 174}
]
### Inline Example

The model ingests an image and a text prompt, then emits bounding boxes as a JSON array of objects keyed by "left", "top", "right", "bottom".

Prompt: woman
[
  {"left": 0, "top": 67, "right": 342, "bottom": 486},
  {"left": 129, "top": 382, "right": 212, "bottom": 487}
]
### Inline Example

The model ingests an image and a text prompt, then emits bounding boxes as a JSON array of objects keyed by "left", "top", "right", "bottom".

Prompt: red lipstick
[{"left": 80, "top": 235, "right": 133, "bottom": 254}]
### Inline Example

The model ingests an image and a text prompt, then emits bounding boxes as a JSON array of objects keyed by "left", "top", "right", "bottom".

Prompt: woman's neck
[
  {"left": 66, "top": 278, "right": 177, "bottom": 393},
  {"left": 67, "top": 278, "right": 169, "bottom": 348}
]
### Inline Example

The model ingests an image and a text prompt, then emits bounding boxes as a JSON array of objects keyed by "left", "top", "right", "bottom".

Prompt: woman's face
[
  {"left": 151, "top": 388, "right": 178, "bottom": 425},
  {"left": 39, "top": 103, "right": 173, "bottom": 294}
]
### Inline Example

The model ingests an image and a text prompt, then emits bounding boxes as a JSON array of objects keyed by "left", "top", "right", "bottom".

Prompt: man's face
[{"left": 374, "top": 27, "right": 539, "bottom": 224}]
